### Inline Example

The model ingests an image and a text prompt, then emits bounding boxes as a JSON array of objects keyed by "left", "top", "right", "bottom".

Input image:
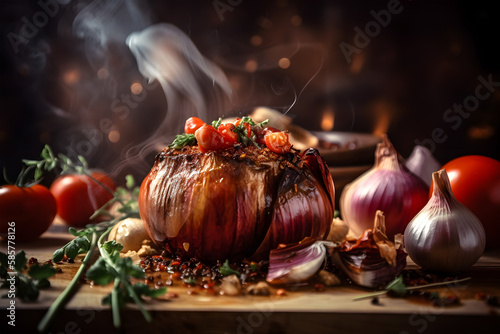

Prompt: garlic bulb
[
  {"left": 404, "top": 169, "right": 486, "bottom": 272},
  {"left": 340, "top": 135, "right": 429, "bottom": 239},
  {"left": 405, "top": 145, "right": 441, "bottom": 187}
]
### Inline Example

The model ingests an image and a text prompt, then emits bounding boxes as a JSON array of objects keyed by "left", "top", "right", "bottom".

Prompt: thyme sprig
[{"left": 353, "top": 276, "right": 472, "bottom": 301}]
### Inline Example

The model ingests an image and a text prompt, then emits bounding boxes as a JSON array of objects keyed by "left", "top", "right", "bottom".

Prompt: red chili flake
[
  {"left": 171, "top": 272, "right": 181, "bottom": 280},
  {"left": 314, "top": 284, "right": 325, "bottom": 292},
  {"left": 46, "top": 259, "right": 54, "bottom": 266},
  {"left": 276, "top": 289, "right": 287, "bottom": 296},
  {"left": 171, "top": 260, "right": 181, "bottom": 266},
  {"left": 186, "top": 289, "right": 198, "bottom": 295},
  {"left": 168, "top": 292, "right": 179, "bottom": 298}
]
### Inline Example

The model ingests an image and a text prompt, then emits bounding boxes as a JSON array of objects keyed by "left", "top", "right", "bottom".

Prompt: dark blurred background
[{"left": 1, "top": 0, "right": 499, "bottom": 185}]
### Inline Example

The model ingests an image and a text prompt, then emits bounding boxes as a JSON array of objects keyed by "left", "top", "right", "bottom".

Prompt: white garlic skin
[
  {"left": 108, "top": 218, "right": 151, "bottom": 252},
  {"left": 404, "top": 170, "right": 486, "bottom": 273}
]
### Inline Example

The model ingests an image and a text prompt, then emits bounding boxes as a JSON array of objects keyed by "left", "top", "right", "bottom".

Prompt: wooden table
[{"left": 1, "top": 223, "right": 499, "bottom": 334}]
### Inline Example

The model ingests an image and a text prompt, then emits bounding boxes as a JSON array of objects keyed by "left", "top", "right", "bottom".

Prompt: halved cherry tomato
[
  {"left": 185, "top": 117, "right": 206, "bottom": 134},
  {"left": 50, "top": 171, "right": 116, "bottom": 227},
  {"left": 0, "top": 184, "right": 56, "bottom": 241},
  {"left": 254, "top": 126, "right": 279, "bottom": 145},
  {"left": 195, "top": 125, "right": 226, "bottom": 152},
  {"left": 218, "top": 123, "right": 238, "bottom": 145},
  {"left": 234, "top": 118, "right": 252, "bottom": 137},
  {"left": 264, "top": 131, "right": 292, "bottom": 154}
]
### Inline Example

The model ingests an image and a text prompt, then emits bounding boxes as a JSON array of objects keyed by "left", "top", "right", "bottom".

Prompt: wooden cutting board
[{"left": 1, "top": 222, "right": 499, "bottom": 334}]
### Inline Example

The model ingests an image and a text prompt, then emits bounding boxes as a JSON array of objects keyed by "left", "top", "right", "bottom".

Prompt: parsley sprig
[
  {"left": 0, "top": 251, "right": 56, "bottom": 301},
  {"left": 33, "top": 146, "right": 162, "bottom": 332},
  {"left": 220, "top": 259, "right": 240, "bottom": 277},
  {"left": 87, "top": 235, "right": 166, "bottom": 327}
]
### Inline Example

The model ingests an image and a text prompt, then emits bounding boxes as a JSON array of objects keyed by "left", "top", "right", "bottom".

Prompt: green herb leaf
[
  {"left": 385, "top": 276, "right": 407, "bottom": 296},
  {"left": 258, "top": 119, "right": 269, "bottom": 127},
  {"left": 28, "top": 263, "right": 57, "bottom": 280},
  {"left": 14, "top": 250, "right": 27, "bottom": 272},
  {"left": 132, "top": 282, "right": 167, "bottom": 298},
  {"left": 168, "top": 133, "right": 197, "bottom": 149},
  {"left": 212, "top": 117, "right": 222, "bottom": 129},
  {"left": 52, "top": 248, "right": 65, "bottom": 263},
  {"left": 125, "top": 174, "right": 135, "bottom": 189},
  {"left": 85, "top": 258, "right": 115, "bottom": 286},
  {"left": 220, "top": 260, "right": 240, "bottom": 277},
  {"left": 240, "top": 117, "right": 256, "bottom": 126}
]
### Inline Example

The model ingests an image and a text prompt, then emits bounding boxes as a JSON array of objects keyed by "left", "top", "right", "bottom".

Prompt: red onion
[
  {"left": 340, "top": 135, "right": 428, "bottom": 240},
  {"left": 266, "top": 237, "right": 335, "bottom": 285},
  {"left": 139, "top": 147, "right": 334, "bottom": 262},
  {"left": 405, "top": 145, "right": 441, "bottom": 187}
]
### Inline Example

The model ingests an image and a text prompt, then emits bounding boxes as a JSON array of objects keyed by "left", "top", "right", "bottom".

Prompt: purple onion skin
[
  {"left": 342, "top": 167, "right": 429, "bottom": 240},
  {"left": 335, "top": 248, "right": 407, "bottom": 289},
  {"left": 140, "top": 148, "right": 334, "bottom": 263}
]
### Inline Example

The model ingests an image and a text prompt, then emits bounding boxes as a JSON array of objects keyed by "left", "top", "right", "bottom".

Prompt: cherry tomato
[
  {"left": 0, "top": 185, "right": 56, "bottom": 241},
  {"left": 185, "top": 117, "right": 206, "bottom": 134},
  {"left": 434, "top": 155, "right": 500, "bottom": 249},
  {"left": 264, "top": 131, "right": 292, "bottom": 154},
  {"left": 218, "top": 123, "right": 238, "bottom": 145},
  {"left": 50, "top": 172, "right": 116, "bottom": 227},
  {"left": 195, "top": 125, "right": 226, "bottom": 152},
  {"left": 234, "top": 118, "right": 252, "bottom": 137},
  {"left": 254, "top": 126, "right": 279, "bottom": 145}
]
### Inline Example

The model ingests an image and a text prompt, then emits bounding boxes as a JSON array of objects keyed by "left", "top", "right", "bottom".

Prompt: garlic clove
[
  {"left": 108, "top": 218, "right": 151, "bottom": 252},
  {"left": 327, "top": 218, "right": 349, "bottom": 243},
  {"left": 404, "top": 169, "right": 486, "bottom": 273}
]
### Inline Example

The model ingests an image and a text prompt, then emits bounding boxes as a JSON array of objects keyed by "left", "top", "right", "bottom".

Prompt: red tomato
[
  {"left": 254, "top": 126, "right": 279, "bottom": 145},
  {"left": 195, "top": 125, "right": 226, "bottom": 152},
  {"left": 0, "top": 185, "right": 56, "bottom": 241},
  {"left": 435, "top": 155, "right": 500, "bottom": 249},
  {"left": 184, "top": 117, "right": 205, "bottom": 134},
  {"left": 264, "top": 131, "right": 292, "bottom": 154},
  {"left": 234, "top": 118, "right": 252, "bottom": 137},
  {"left": 218, "top": 123, "right": 238, "bottom": 145},
  {"left": 50, "top": 172, "right": 116, "bottom": 227}
]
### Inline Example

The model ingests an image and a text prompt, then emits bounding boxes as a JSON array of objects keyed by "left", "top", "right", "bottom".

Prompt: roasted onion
[{"left": 139, "top": 146, "right": 334, "bottom": 262}]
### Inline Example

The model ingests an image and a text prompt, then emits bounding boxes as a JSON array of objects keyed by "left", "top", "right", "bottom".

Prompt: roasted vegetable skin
[{"left": 139, "top": 145, "right": 334, "bottom": 262}]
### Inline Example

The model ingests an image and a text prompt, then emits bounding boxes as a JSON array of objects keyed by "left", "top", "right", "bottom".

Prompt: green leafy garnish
[
  {"left": 168, "top": 133, "right": 197, "bottom": 149},
  {"left": 0, "top": 250, "right": 56, "bottom": 301},
  {"left": 87, "top": 236, "right": 166, "bottom": 328},
  {"left": 220, "top": 260, "right": 240, "bottom": 277},
  {"left": 212, "top": 117, "right": 222, "bottom": 129}
]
